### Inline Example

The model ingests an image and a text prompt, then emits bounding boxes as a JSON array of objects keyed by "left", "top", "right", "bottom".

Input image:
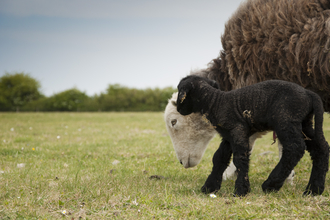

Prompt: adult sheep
[{"left": 164, "top": 0, "right": 330, "bottom": 181}]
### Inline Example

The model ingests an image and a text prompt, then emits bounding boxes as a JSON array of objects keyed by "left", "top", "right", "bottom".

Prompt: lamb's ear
[
  {"left": 210, "top": 80, "right": 220, "bottom": 89},
  {"left": 177, "top": 90, "right": 188, "bottom": 104}
]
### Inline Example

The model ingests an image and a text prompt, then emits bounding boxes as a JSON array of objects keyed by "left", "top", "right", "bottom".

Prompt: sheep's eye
[
  {"left": 171, "top": 100, "right": 177, "bottom": 106},
  {"left": 171, "top": 119, "right": 177, "bottom": 126}
]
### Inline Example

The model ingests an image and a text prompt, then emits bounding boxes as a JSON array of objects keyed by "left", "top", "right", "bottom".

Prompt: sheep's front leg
[{"left": 201, "top": 139, "right": 232, "bottom": 194}]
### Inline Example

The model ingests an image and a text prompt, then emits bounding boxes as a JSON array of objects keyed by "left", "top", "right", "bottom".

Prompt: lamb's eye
[{"left": 171, "top": 119, "right": 177, "bottom": 126}]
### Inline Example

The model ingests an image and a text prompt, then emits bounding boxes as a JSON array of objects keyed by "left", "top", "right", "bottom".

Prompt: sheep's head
[
  {"left": 164, "top": 92, "right": 217, "bottom": 168},
  {"left": 177, "top": 75, "right": 219, "bottom": 115}
]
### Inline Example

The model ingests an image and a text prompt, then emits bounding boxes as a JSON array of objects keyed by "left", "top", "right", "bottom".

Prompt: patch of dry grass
[{"left": 0, "top": 112, "right": 330, "bottom": 219}]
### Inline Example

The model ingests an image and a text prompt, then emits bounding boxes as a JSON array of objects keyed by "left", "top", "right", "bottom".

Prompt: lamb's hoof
[
  {"left": 201, "top": 185, "right": 219, "bottom": 194},
  {"left": 302, "top": 191, "right": 322, "bottom": 196},
  {"left": 303, "top": 190, "right": 314, "bottom": 196},
  {"left": 233, "top": 185, "right": 250, "bottom": 197},
  {"left": 233, "top": 190, "right": 248, "bottom": 197},
  {"left": 303, "top": 185, "right": 324, "bottom": 196},
  {"left": 201, "top": 180, "right": 220, "bottom": 194},
  {"left": 262, "top": 188, "right": 279, "bottom": 194},
  {"left": 262, "top": 181, "right": 282, "bottom": 194}
]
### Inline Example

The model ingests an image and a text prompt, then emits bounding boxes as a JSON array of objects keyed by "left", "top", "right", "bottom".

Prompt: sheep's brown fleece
[
  {"left": 198, "top": 0, "right": 330, "bottom": 112},
  {"left": 177, "top": 75, "right": 329, "bottom": 196}
]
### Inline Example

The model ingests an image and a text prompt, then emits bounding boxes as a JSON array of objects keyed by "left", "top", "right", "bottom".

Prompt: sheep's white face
[{"left": 164, "top": 92, "right": 217, "bottom": 168}]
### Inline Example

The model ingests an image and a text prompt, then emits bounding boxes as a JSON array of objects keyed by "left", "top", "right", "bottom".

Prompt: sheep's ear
[{"left": 171, "top": 100, "right": 177, "bottom": 106}]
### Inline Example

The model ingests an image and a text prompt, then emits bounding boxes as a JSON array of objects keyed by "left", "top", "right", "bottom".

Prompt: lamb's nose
[{"left": 180, "top": 160, "right": 183, "bottom": 165}]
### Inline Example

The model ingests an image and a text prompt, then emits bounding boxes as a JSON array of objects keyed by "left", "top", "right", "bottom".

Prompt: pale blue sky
[{"left": 0, "top": 0, "right": 243, "bottom": 96}]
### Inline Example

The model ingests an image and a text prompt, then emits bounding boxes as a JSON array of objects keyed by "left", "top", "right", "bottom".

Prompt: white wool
[{"left": 164, "top": 92, "right": 216, "bottom": 168}]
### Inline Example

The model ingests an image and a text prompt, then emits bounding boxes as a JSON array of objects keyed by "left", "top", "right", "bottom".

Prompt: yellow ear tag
[{"left": 180, "top": 92, "right": 186, "bottom": 103}]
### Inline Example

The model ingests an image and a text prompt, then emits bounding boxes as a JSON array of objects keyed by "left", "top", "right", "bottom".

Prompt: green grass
[{"left": 0, "top": 112, "right": 330, "bottom": 219}]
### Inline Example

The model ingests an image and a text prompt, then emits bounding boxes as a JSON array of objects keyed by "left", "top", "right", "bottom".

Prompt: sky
[{"left": 0, "top": 0, "right": 244, "bottom": 96}]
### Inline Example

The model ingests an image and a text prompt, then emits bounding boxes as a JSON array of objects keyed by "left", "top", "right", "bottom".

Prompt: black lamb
[{"left": 176, "top": 75, "right": 329, "bottom": 196}]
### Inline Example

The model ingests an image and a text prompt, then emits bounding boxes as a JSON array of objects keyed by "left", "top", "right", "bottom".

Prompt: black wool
[{"left": 177, "top": 75, "right": 329, "bottom": 196}]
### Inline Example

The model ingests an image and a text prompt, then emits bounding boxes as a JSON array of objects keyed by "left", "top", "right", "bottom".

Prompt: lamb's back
[{"left": 224, "top": 80, "right": 313, "bottom": 127}]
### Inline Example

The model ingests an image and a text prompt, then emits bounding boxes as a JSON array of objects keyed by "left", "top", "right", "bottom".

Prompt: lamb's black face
[
  {"left": 176, "top": 75, "right": 220, "bottom": 116},
  {"left": 176, "top": 76, "right": 196, "bottom": 115}
]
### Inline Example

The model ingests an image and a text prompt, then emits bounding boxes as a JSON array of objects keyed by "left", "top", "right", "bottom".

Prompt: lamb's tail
[{"left": 311, "top": 92, "right": 326, "bottom": 145}]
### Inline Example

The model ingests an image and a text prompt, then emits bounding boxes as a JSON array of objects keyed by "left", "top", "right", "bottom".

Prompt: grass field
[{"left": 0, "top": 112, "right": 330, "bottom": 219}]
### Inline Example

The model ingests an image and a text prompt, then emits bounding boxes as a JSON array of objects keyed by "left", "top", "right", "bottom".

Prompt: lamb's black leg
[
  {"left": 201, "top": 139, "right": 232, "bottom": 194},
  {"left": 304, "top": 139, "right": 329, "bottom": 195},
  {"left": 262, "top": 124, "right": 305, "bottom": 193},
  {"left": 302, "top": 118, "right": 329, "bottom": 196},
  {"left": 232, "top": 143, "right": 251, "bottom": 197}
]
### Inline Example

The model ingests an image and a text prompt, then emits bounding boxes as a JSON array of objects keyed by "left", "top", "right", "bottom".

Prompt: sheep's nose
[{"left": 180, "top": 160, "right": 183, "bottom": 165}]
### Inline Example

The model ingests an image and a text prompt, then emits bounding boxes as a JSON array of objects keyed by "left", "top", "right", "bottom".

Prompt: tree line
[{"left": 0, "top": 72, "right": 177, "bottom": 112}]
